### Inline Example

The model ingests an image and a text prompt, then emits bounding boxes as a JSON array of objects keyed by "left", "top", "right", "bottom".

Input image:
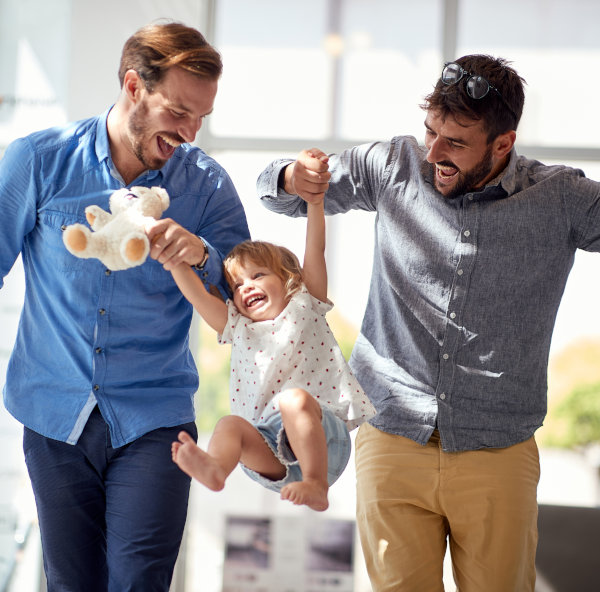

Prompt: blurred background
[{"left": 1, "top": 1, "right": 599, "bottom": 590}]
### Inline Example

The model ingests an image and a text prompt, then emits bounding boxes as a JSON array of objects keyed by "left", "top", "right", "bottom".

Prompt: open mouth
[
  {"left": 157, "top": 134, "right": 180, "bottom": 158},
  {"left": 245, "top": 294, "right": 266, "bottom": 309},
  {"left": 435, "top": 163, "right": 459, "bottom": 183}
]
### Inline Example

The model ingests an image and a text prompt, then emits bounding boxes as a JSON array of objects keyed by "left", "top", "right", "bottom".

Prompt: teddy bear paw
[
  {"left": 63, "top": 224, "right": 90, "bottom": 254},
  {"left": 121, "top": 233, "right": 150, "bottom": 266}
]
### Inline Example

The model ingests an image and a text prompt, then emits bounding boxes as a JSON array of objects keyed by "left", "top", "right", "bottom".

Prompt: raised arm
[
  {"left": 170, "top": 264, "right": 228, "bottom": 334},
  {"left": 257, "top": 142, "right": 389, "bottom": 219},
  {"left": 301, "top": 150, "right": 329, "bottom": 303},
  {"left": 303, "top": 201, "right": 328, "bottom": 303}
]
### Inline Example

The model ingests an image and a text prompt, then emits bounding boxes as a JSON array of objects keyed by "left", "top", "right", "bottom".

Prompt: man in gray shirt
[{"left": 256, "top": 54, "right": 600, "bottom": 591}]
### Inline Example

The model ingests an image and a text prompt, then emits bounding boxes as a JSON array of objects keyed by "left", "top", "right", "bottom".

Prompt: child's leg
[
  {"left": 171, "top": 415, "right": 286, "bottom": 491},
  {"left": 278, "top": 388, "right": 329, "bottom": 511}
]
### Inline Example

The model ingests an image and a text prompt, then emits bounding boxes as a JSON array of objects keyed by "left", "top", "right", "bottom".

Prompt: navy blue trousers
[{"left": 23, "top": 406, "right": 197, "bottom": 592}]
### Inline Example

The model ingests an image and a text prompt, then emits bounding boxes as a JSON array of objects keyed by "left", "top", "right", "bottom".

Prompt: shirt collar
[
  {"left": 471, "top": 148, "right": 518, "bottom": 202},
  {"left": 495, "top": 148, "right": 519, "bottom": 195},
  {"left": 94, "top": 106, "right": 113, "bottom": 163}
]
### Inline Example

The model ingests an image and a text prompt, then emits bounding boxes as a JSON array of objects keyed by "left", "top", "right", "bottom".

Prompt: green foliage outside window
[
  {"left": 539, "top": 339, "right": 600, "bottom": 451},
  {"left": 543, "top": 382, "right": 600, "bottom": 449}
]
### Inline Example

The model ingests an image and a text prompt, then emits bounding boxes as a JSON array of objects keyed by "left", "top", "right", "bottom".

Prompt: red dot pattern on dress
[{"left": 218, "top": 288, "right": 376, "bottom": 429}]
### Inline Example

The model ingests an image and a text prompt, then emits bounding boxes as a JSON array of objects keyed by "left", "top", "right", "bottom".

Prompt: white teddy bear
[{"left": 62, "top": 186, "right": 170, "bottom": 271}]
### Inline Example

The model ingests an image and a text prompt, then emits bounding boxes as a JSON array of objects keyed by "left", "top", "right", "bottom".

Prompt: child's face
[{"left": 230, "top": 261, "right": 288, "bottom": 322}]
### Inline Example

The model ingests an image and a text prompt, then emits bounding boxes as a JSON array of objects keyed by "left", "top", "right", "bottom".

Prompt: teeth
[
  {"left": 246, "top": 295, "right": 264, "bottom": 307},
  {"left": 436, "top": 164, "right": 457, "bottom": 177},
  {"left": 159, "top": 135, "right": 180, "bottom": 148}
]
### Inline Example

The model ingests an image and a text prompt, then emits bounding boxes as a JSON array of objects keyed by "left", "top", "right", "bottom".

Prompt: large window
[
  {"left": 210, "top": 0, "right": 443, "bottom": 146},
  {"left": 458, "top": 0, "right": 600, "bottom": 149},
  {"left": 203, "top": 0, "right": 600, "bottom": 335},
  {"left": 2, "top": 2, "right": 600, "bottom": 590}
]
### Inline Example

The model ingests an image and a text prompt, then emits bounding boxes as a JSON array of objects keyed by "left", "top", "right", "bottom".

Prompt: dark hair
[
  {"left": 421, "top": 54, "right": 526, "bottom": 142},
  {"left": 223, "top": 241, "right": 304, "bottom": 301},
  {"left": 118, "top": 22, "right": 223, "bottom": 91}
]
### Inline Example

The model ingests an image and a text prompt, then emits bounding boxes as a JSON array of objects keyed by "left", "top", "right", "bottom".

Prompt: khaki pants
[{"left": 355, "top": 423, "right": 539, "bottom": 592}]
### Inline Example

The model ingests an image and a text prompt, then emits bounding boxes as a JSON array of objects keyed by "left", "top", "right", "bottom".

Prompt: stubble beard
[
  {"left": 128, "top": 100, "right": 166, "bottom": 171},
  {"left": 434, "top": 144, "right": 494, "bottom": 199}
]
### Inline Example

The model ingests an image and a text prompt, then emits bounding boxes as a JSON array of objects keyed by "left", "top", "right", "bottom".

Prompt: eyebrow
[{"left": 424, "top": 120, "right": 470, "bottom": 146}]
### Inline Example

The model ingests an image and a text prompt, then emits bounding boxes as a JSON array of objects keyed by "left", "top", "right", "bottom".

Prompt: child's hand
[{"left": 285, "top": 148, "right": 331, "bottom": 203}]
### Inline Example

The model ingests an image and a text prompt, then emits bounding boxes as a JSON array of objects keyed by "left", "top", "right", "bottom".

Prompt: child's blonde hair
[{"left": 223, "top": 240, "right": 303, "bottom": 301}]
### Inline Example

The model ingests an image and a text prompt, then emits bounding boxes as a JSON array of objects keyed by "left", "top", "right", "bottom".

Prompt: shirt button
[
  {"left": 93, "top": 384, "right": 100, "bottom": 391},
  {"left": 442, "top": 353, "right": 449, "bottom": 360},
  {"left": 468, "top": 195, "right": 474, "bottom": 201},
  {"left": 463, "top": 230, "right": 471, "bottom": 237},
  {"left": 99, "top": 309, "right": 106, "bottom": 315},
  {"left": 439, "top": 393, "right": 446, "bottom": 400},
  {"left": 450, "top": 312, "right": 456, "bottom": 319},
  {"left": 457, "top": 269, "right": 464, "bottom": 276},
  {"left": 95, "top": 347, "right": 102, "bottom": 354},
  {"left": 105, "top": 269, "right": 111, "bottom": 276}
]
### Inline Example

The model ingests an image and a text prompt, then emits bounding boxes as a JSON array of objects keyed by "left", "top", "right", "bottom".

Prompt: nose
[
  {"left": 240, "top": 279, "right": 254, "bottom": 292},
  {"left": 178, "top": 118, "right": 203, "bottom": 143},
  {"left": 426, "top": 136, "right": 444, "bottom": 164}
]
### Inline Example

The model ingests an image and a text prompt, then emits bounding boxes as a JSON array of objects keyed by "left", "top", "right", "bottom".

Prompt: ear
[
  {"left": 492, "top": 130, "right": 516, "bottom": 159},
  {"left": 122, "top": 69, "right": 145, "bottom": 104}
]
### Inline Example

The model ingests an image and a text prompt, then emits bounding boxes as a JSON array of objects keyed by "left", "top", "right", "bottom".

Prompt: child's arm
[
  {"left": 302, "top": 152, "right": 329, "bottom": 302},
  {"left": 171, "top": 264, "right": 228, "bottom": 334}
]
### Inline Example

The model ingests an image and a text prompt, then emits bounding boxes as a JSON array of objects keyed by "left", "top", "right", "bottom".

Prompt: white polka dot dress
[{"left": 218, "top": 286, "right": 376, "bottom": 430}]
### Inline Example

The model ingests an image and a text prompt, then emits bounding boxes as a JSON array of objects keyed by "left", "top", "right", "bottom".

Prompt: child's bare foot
[
  {"left": 280, "top": 479, "right": 329, "bottom": 511},
  {"left": 171, "top": 431, "right": 227, "bottom": 491}
]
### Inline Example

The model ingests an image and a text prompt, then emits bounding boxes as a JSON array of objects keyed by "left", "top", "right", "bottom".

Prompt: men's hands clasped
[{"left": 285, "top": 148, "right": 331, "bottom": 203}]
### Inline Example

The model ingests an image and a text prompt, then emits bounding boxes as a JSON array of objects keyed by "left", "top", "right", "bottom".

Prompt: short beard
[
  {"left": 434, "top": 144, "right": 494, "bottom": 199},
  {"left": 128, "top": 100, "right": 165, "bottom": 171}
]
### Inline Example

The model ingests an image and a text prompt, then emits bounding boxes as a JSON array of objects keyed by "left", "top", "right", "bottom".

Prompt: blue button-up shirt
[
  {"left": 257, "top": 136, "right": 600, "bottom": 452},
  {"left": 1, "top": 108, "right": 250, "bottom": 447}
]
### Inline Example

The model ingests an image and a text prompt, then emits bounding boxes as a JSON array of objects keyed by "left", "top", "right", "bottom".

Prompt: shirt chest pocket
[{"left": 36, "top": 211, "right": 89, "bottom": 272}]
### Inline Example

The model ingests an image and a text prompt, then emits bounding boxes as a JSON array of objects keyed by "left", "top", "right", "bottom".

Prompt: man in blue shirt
[
  {"left": 257, "top": 55, "right": 600, "bottom": 591},
  {"left": 0, "top": 22, "right": 249, "bottom": 591}
]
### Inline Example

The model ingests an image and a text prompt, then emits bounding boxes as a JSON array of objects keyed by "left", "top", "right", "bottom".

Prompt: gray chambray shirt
[{"left": 257, "top": 136, "right": 600, "bottom": 452}]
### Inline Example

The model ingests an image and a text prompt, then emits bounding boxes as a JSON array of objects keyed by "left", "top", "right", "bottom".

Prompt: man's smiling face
[
  {"left": 424, "top": 109, "right": 496, "bottom": 199},
  {"left": 126, "top": 67, "right": 217, "bottom": 172}
]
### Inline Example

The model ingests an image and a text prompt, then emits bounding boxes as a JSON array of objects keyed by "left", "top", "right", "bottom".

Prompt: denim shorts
[{"left": 241, "top": 405, "right": 351, "bottom": 493}]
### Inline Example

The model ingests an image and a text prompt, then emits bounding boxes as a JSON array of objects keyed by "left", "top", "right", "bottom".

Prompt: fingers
[
  {"left": 147, "top": 219, "right": 206, "bottom": 270},
  {"left": 286, "top": 148, "right": 331, "bottom": 203},
  {"left": 305, "top": 148, "right": 329, "bottom": 165}
]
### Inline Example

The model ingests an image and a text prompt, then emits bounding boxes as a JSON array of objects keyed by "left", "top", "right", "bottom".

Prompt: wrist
[
  {"left": 191, "top": 237, "right": 209, "bottom": 270},
  {"left": 283, "top": 163, "right": 297, "bottom": 195}
]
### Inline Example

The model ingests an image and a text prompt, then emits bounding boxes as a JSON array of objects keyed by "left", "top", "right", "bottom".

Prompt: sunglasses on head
[{"left": 441, "top": 62, "right": 517, "bottom": 121}]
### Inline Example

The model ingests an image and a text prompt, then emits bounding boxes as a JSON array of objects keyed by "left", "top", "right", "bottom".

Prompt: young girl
[{"left": 170, "top": 153, "right": 375, "bottom": 511}]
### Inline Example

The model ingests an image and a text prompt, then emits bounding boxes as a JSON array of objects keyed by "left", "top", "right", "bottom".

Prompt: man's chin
[
  {"left": 136, "top": 151, "right": 169, "bottom": 172},
  {"left": 434, "top": 179, "right": 462, "bottom": 200}
]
